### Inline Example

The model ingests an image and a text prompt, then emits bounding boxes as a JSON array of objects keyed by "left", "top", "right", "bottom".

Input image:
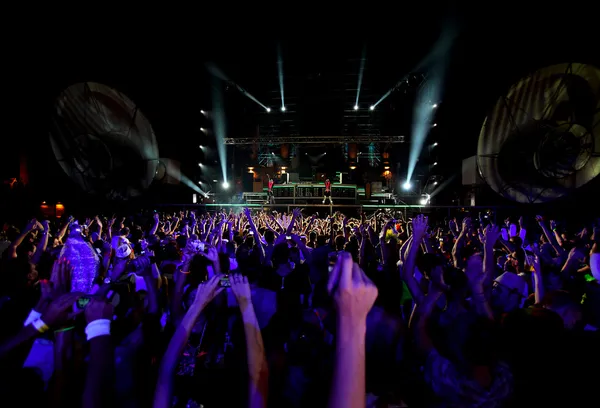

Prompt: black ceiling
[{"left": 2, "top": 6, "right": 599, "bottom": 186}]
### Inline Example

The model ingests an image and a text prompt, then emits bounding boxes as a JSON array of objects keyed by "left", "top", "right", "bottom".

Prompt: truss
[{"left": 224, "top": 135, "right": 405, "bottom": 145}]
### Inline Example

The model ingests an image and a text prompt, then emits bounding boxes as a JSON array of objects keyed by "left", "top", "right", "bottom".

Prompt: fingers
[
  {"left": 229, "top": 273, "right": 248, "bottom": 289},
  {"left": 352, "top": 261, "right": 367, "bottom": 285},
  {"left": 204, "top": 275, "right": 221, "bottom": 291},
  {"left": 59, "top": 258, "right": 72, "bottom": 292},
  {"left": 230, "top": 274, "right": 239, "bottom": 286},
  {"left": 327, "top": 257, "right": 342, "bottom": 294},
  {"left": 337, "top": 252, "right": 353, "bottom": 289}
]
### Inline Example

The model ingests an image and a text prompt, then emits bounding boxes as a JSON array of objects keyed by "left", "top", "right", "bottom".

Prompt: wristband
[
  {"left": 32, "top": 318, "right": 50, "bottom": 333},
  {"left": 180, "top": 270, "right": 191, "bottom": 274},
  {"left": 24, "top": 309, "right": 42, "bottom": 326},
  {"left": 85, "top": 319, "right": 111, "bottom": 341}
]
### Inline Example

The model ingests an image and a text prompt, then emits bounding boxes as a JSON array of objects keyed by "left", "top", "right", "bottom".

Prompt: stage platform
[{"left": 155, "top": 203, "right": 507, "bottom": 219}]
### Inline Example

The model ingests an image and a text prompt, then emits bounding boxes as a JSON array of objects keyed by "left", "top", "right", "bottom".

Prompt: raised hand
[
  {"left": 292, "top": 207, "right": 302, "bottom": 218},
  {"left": 199, "top": 246, "right": 219, "bottom": 263},
  {"left": 327, "top": 252, "right": 378, "bottom": 324},
  {"left": 483, "top": 224, "right": 501, "bottom": 248},
  {"left": 42, "top": 292, "right": 84, "bottom": 328},
  {"left": 85, "top": 298, "right": 114, "bottom": 323},
  {"left": 412, "top": 214, "right": 428, "bottom": 239},
  {"left": 448, "top": 218, "right": 456, "bottom": 231},
  {"left": 461, "top": 217, "right": 472, "bottom": 233},
  {"left": 50, "top": 257, "right": 72, "bottom": 295},
  {"left": 229, "top": 273, "right": 252, "bottom": 310},
  {"left": 191, "top": 275, "right": 223, "bottom": 310}
]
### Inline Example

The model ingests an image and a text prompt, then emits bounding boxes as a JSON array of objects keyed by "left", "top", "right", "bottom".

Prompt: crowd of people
[{"left": 0, "top": 207, "right": 599, "bottom": 407}]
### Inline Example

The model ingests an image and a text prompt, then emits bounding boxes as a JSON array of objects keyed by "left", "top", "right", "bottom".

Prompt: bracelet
[
  {"left": 32, "top": 318, "right": 50, "bottom": 333},
  {"left": 180, "top": 270, "right": 191, "bottom": 274},
  {"left": 24, "top": 309, "right": 42, "bottom": 326},
  {"left": 85, "top": 319, "right": 111, "bottom": 341},
  {"left": 55, "top": 326, "right": 75, "bottom": 333}
]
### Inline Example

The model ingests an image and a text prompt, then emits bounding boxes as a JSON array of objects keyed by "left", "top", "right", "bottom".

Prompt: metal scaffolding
[{"left": 224, "top": 135, "right": 405, "bottom": 145}]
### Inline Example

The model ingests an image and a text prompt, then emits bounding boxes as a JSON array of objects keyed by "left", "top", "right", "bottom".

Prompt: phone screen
[
  {"left": 77, "top": 297, "right": 91, "bottom": 310},
  {"left": 220, "top": 276, "right": 231, "bottom": 287},
  {"left": 191, "top": 240, "right": 205, "bottom": 253}
]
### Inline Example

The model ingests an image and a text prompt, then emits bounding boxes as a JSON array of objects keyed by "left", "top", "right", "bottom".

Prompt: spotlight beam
[
  {"left": 206, "top": 62, "right": 270, "bottom": 111},
  {"left": 277, "top": 42, "right": 285, "bottom": 110},
  {"left": 354, "top": 43, "right": 367, "bottom": 108},
  {"left": 210, "top": 77, "right": 228, "bottom": 183}
]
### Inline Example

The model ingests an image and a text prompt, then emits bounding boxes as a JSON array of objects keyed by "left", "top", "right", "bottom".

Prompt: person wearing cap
[{"left": 491, "top": 272, "right": 528, "bottom": 314}]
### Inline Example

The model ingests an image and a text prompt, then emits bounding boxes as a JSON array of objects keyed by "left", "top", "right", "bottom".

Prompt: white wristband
[
  {"left": 85, "top": 319, "right": 111, "bottom": 341},
  {"left": 24, "top": 309, "right": 42, "bottom": 327},
  {"left": 32, "top": 318, "right": 49, "bottom": 333}
]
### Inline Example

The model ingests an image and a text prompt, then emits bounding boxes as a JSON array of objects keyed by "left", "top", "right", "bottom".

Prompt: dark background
[{"left": 1, "top": 4, "right": 599, "bottom": 218}]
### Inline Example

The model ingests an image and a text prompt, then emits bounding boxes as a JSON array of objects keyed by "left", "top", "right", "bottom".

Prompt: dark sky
[{"left": 2, "top": 5, "right": 599, "bottom": 201}]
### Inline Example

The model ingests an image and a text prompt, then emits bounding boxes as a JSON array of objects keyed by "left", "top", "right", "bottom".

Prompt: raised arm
[
  {"left": 401, "top": 215, "right": 427, "bottom": 305},
  {"left": 230, "top": 275, "right": 269, "bottom": 408},
  {"left": 6, "top": 219, "right": 37, "bottom": 259},
  {"left": 327, "top": 253, "right": 378, "bottom": 408},
  {"left": 154, "top": 277, "right": 223, "bottom": 408},
  {"left": 31, "top": 220, "right": 50, "bottom": 265}
]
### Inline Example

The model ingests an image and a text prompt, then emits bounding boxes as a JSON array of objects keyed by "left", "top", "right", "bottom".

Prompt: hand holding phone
[
  {"left": 220, "top": 275, "right": 231, "bottom": 287},
  {"left": 191, "top": 240, "right": 206, "bottom": 253},
  {"left": 76, "top": 296, "right": 92, "bottom": 310}
]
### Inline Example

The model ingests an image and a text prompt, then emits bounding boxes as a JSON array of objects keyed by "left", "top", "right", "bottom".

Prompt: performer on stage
[
  {"left": 266, "top": 174, "right": 275, "bottom": 204},
  {"left": 323, "top": 178, "right": 333, "bottom": 205}
]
